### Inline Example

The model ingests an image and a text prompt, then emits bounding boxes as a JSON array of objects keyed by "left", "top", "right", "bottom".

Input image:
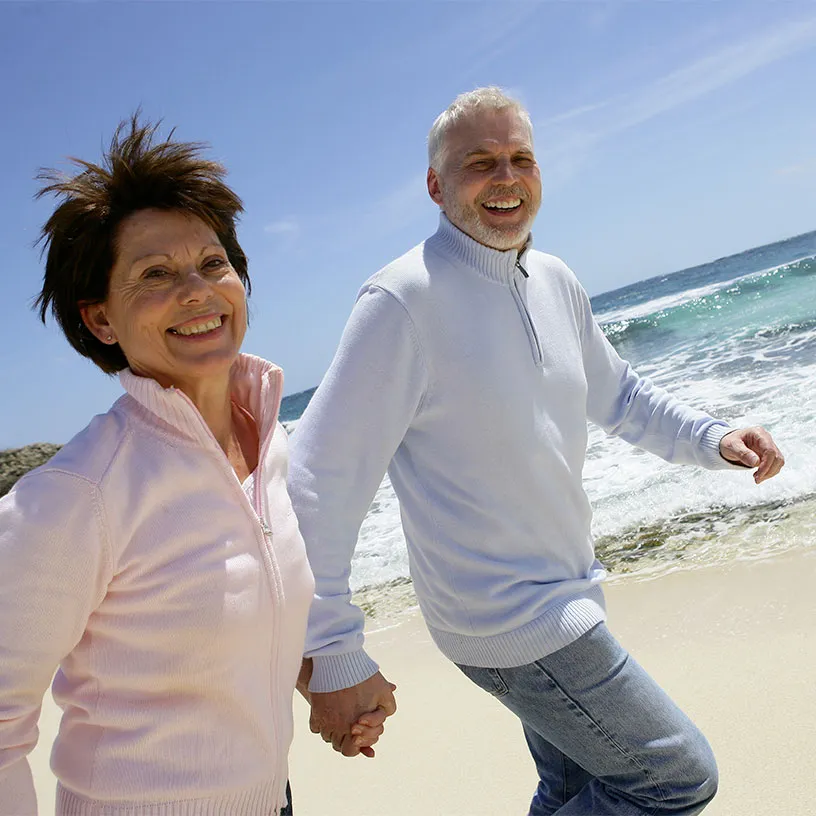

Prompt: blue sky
[{"left": 1, "top": 1, "right": 815, "bottom": 448}]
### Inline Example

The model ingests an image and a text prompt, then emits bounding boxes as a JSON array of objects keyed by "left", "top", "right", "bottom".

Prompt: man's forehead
[{"left": 449, "top": 110, "right": 533, "bottom": 154}]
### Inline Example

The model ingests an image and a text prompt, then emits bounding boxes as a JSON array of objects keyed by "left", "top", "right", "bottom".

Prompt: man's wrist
[
  {"left": 309, "top": 650, "right": 380, "bottom": 693},
  {"left": 701, "top": 423, "right": 743, "bottom": 470}
]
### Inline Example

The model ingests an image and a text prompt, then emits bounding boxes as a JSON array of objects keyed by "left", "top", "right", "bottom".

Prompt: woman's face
[{"left": 82, "top": 208, "right": 247, "bottom": 390}]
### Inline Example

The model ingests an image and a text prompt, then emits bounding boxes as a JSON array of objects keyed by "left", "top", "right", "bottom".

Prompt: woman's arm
[{"left": 0, "top": 469, "right": 111, "bottom": 813}]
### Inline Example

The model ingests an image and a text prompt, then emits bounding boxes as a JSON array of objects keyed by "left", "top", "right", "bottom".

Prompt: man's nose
[{"left": 492, "top": 157, "right": 516, "bottom": 184}]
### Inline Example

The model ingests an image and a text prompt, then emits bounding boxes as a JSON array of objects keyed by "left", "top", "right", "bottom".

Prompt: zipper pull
[
  {"left": 258, "top": 517, "right": 273, "bottom": 537},
  {"left": 516, "top": 258, "right": 529, "bottom": 278}
]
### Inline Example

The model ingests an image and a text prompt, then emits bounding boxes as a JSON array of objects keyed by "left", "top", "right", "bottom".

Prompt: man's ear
[
  {"left": 427, "top": 167, "right": 444, "bottom": 207},
  {"left": 80, "top": 302, "right": 117, "bottom": 345}
]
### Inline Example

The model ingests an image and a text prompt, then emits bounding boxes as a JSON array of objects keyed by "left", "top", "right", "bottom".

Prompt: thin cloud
[
  {"left": 776, "top": 159, "right": 816, "bottom": 177},
  {"left": 264, "top": 218, "right": 300, "bottom": 236},
  {"left": 535, "top": 14, "right": 816, "bottom": 187},
  {"left": 586, "top": 2, "right": 621, "bottom": 33},
  {"left": 602, "top": 15, "right": 816, "bottom": 135},
  {"left": 334, "top": 172, "right": 429, "bottom": 250},
  {"left": 377, "top": 172, "right": 429, "bottom": 220},
  {"left": 542, "top": 100, "right": 613, "bottom": 127}
]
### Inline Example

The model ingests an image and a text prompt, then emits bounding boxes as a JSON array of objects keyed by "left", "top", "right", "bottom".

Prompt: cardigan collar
[{"left": 118, "top": 353, "right": 283, "bottom": 448}]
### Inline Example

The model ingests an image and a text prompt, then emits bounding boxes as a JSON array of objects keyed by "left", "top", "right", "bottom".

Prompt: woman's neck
[
  {"left": 180, "top": 377, "right": 258, "bottom": 480},
  {"left": 179, "top": 378, "right": 234, "bottom": 449}
]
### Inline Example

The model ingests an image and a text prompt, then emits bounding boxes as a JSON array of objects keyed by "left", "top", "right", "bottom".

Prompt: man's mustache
[{"left": 477, "top": 185, "right": 528, "bottom": 204}]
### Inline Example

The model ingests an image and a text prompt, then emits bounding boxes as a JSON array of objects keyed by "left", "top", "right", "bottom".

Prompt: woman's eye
[
  {"left": 143, "top": 267, "right": 169, "bottom": 279},
  {"left": 203, "top": 257, "right": 228, "bottom": 271}
]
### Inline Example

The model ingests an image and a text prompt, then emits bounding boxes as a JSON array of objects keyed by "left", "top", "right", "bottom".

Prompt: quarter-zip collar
[
  {"left": 118, "top": 353, "right": 284, "bottom": 450},
  {"left": 428, "top": 212, "right": 533, "bottom": 285}
]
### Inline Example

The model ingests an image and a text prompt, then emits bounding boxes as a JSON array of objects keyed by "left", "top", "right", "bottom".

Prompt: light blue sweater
[{"left": 289, "top": 215, "right": 737, "bottom": 693}]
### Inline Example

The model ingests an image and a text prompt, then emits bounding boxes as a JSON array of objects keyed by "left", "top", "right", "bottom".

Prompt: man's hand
[
  {"left": 309, "top": 671, "right": 397, "bottom": 758},
  {"left": 719, "top": 426, "right": 785, "bottom": 484}
]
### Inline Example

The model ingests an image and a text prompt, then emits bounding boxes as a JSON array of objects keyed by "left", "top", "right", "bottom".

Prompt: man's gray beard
[{"left": 443, "top": 198, "right": 531, "bottom": 251}]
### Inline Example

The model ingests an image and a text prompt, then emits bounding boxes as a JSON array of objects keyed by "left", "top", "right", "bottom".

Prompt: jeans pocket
[{"left": 457, "top": 664, "right": 510, "bottom": 698}]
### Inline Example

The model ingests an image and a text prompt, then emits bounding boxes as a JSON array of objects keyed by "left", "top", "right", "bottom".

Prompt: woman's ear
[{"left": 80, "top": 302, "right": 117, "bottom": 344}]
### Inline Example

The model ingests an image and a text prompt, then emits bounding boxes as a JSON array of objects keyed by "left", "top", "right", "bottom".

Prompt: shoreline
[
  {"left": 30, "top": 547, "right": 816, "bottom": 815},
  {"left": 349, "top": 502, "right": 816, "bottom": 627}
]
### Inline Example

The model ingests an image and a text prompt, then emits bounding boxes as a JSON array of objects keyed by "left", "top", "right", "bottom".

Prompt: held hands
[
  {"left": 308, "top": 670, "right": 397, "bottom": 758},
  {"left": 719, "top": 426, "right": 785, "bottom": 484}
]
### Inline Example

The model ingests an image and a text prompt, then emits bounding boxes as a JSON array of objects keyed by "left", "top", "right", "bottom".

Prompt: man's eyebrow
[
  {"left": 463, "top": 146, "right": 534, "bottom": 159},
  {"left": 463, "top": 147, "right": 494, "bottom": 159}
]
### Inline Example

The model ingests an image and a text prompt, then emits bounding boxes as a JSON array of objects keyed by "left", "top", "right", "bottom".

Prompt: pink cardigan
[{"left": 0, "top": 354, "right": 314, "bottom": 815}]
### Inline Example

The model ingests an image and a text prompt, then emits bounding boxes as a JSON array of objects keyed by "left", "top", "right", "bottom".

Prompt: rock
[{"left": 0, "top": 443, "right": 62, "bottom": 498}]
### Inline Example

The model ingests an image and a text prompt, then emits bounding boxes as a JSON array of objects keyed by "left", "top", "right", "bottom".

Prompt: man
[{"left": 288, "top": 88, "right": 784, "bottom": 814}]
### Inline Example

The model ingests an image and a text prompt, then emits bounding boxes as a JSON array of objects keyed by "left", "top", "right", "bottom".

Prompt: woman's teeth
[{"left": 170, "top": 316, "right": 223, "bottom": 336}]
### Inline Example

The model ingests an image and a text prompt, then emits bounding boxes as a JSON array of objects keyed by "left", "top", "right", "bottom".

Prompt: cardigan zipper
[
  {"left": 253, "top": 430, "right": 286, "bottom": 809},
  {"left": 172, "top": 387, "right": 286, "bottom": 788},
  {"left": 511, "top": 261, "right": 543, "bottom": 366}
]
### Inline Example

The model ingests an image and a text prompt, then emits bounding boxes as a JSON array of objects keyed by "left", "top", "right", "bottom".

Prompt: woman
[{"left": 0, "top": 118, "right": 383, "bottom": 815}]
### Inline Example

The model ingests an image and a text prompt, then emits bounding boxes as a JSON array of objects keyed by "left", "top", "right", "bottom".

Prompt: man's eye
[
  {"left": 515, "top": 156, "right": 534, "bottom": 166},
  {"left": 469, "top": 160, "right": 493, "bottom": 170}
]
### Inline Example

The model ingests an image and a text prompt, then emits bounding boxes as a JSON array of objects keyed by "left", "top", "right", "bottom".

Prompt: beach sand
[{"left": 31, "top": 548, "right": 815, "bottom": 815}]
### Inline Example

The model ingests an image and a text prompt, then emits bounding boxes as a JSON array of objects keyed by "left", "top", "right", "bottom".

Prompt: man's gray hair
[{"left": 427, "top": 87, "right": 533, "bottom": 170}]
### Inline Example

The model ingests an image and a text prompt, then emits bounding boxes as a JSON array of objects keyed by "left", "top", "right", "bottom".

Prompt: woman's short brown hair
[{"left": 35, "top": 115, "right": 250, "bottom": 374}]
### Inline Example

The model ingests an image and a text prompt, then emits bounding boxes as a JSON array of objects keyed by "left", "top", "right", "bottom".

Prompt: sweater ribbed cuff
[
  {"left": 700, "top": 423, "right": 746, "bottom": 470},
  {"left": 308, "top": 649, "right": 380, "bottom": 693}
]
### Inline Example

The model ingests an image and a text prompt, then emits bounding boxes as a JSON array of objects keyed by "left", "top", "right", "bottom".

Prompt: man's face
[{"left": 428, "top": 108, "right": 541, "bottom": 252}]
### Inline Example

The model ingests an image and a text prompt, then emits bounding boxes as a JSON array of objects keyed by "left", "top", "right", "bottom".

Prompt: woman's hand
[
  {"left": 296, "top": 658, "right": 313, "bottom": 702},
  {"left": 350, "top": 708, "right": 388, "bottom": 758}
]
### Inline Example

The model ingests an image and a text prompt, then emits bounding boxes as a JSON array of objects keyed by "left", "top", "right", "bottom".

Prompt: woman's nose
[{"left": 177, "top": 268, "right": 212, "bottom": 304}]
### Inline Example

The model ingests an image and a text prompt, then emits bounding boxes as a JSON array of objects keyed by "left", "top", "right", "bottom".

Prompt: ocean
[{"left": 281, "top": 230, "right": 816, "bottom": 613}]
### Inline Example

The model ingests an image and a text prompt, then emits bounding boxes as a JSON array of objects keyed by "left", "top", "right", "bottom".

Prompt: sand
[{"left": 30, "top": 548, "right": 816, "bottom": 815}]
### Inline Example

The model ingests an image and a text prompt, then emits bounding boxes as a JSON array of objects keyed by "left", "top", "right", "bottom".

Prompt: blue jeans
[{"left": 456, "top": 623, "right": 717, "bottom": 815}]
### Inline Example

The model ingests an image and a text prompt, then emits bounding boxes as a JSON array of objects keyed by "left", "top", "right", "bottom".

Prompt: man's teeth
[
  {"left": 172, "top": 317, "right": 223, "bottom": 336},
  {"left": 483, "top": 199, "right": 522, "bottom": 210}
]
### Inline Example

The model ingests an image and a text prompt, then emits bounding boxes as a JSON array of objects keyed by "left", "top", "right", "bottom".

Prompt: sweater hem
[
  {"left": 56, "top": 778, "right": 283, "bottom": 816},
  {"left": 429, "top": 585, "right": 607, "bottom": 668}
]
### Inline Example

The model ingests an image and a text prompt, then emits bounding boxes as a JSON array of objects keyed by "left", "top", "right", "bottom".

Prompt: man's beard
[{"left": 442, "top": 185, "right": 534, "bottom": 251}]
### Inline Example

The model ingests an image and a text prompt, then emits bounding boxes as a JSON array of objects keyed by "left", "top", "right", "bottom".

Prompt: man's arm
[
  {"left": 576, "top": 283, "right": 783, "bottom": 475},
  {"left": 288, "top": 284, "right": 428, "bottom": 754}
]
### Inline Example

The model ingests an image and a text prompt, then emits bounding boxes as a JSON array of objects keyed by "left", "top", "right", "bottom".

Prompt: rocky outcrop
[{"left": 0, "top": 443, "right": 61, "bottom": 498}]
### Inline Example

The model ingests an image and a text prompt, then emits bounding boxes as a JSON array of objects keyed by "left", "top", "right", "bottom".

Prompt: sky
[{"left": 1, "top": 0, "right": 815, "bottom": 448}]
